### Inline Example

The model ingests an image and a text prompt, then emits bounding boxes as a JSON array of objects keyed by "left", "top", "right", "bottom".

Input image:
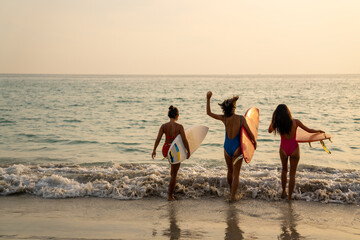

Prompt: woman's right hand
[
  {"left": 207, "top": 91, "right": 212, "bottom": 99},
  {"left": 151, "top": 150, "right": 156, "bottom": 159}
]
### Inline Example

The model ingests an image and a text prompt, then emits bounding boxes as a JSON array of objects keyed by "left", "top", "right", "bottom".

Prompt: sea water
[{"left": 0, "top": 74, "right": 359, "bottom": 203}]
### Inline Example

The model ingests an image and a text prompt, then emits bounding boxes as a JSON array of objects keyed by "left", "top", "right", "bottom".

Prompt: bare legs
[
  {"left": 288, "top": 149, "right": 300, "bottom": 200},
  {"left": 279, "top": 147, "right": 300, "bottom": 201},
  {"left": 224, "top": 149, "right": 243, "bottom": 201},
  {"left": 279, "top": 149, "right": 288, "bottom": 198},
  {"left": 225, "top": 151, "right": 233, "bottom": 189},
  {"left": 168, "top": 163, "right": 181, "bottom": 201},
  {"left": 231, "top": 157, "right": 243, "bottom": 201}
]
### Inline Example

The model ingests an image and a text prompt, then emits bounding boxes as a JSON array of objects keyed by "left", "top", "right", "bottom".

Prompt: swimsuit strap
[{"left": 224, "top": 116, "right": 228, "bottom": 137}]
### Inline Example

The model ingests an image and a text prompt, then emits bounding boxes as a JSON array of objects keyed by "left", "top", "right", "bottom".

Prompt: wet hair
[
  {"left": 218, "top": 96, "right": 239, "bottom": 117},
  {"left": 168, "top": 105, "right": 179, "bottom": 119},
  {"left": 272, "top": 104, "right": 293, "bottom": 135}
]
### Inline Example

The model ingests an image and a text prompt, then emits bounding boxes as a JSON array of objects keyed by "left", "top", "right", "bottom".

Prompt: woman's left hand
[{"left": 152, "top": 150, "right": 156, "bottom": 159}]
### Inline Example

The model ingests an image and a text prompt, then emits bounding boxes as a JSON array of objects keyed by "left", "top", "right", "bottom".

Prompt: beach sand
[{"left": 1, "top": 196, "right": 360, "bottom": 240}]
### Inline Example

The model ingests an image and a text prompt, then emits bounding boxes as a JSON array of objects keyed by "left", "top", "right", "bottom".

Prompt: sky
[{"left": 0, "top": 0, "right": 359, "bottom": 75}]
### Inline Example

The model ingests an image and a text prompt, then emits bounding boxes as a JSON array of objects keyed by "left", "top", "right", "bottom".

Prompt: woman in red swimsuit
[
  {"left": 152, "top": 106, "right": 190, "bottom": 201},
  {"left": 268, "top": 104, "right": 324, "bottom": 200}
]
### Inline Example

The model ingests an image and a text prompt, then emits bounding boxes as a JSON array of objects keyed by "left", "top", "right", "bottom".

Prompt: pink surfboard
[
  {"left": 241, "top": 107, "right": 259, "bottom": 163},
  {"left": 296, "top": 129, "right": 332, "bottom": 143}
]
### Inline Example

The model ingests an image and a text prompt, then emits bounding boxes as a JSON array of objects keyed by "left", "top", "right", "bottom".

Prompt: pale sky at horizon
[{"left": 1, "top": 0, "right": 359, "bottom": 75}]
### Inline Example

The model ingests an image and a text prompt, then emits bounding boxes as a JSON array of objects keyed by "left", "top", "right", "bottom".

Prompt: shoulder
[
  {"left": 176, "top": 124, "right": 185, "bottom": 134},
  {"left": 294, "top": 119, "right": 304, "bottom": 126}
]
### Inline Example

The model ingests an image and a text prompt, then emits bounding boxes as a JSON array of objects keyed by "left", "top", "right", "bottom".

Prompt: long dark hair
[
  {"left": 272, "top": 104, "right": 293, "bottom": 135},
  {"left": 168, "top": 105, "right": 179, "bottom": 119},
  {"left": 219, "top": 96, "right": 239, "bottom": 117}
]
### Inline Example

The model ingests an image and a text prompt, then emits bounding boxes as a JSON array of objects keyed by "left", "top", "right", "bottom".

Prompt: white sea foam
[{"left": 0, "top": 163, "right": 359, "bottom": 204}]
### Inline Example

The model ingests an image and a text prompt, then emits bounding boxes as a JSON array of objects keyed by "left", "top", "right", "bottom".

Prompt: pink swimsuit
[{"left": 280, "top": 120, "right": 299, "bottom": 156}]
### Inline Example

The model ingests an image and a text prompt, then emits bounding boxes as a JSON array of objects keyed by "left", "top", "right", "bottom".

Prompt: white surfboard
[
  {"left": 167, "top": 125, "right": 209, "bottom": 164},
  {"left": 296, "top": 128, "right": 332, "bottom": 154},
  {"left": 296, "top": 129, "right": 332, "bottom": 143}
]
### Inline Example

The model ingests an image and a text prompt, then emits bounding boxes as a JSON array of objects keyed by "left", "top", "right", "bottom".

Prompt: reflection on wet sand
[
  {"left": 225, "top": 204, "right": 244, "bottom": 240},
  {"left": 278, "top": 202, "right": 304, "bottom": 240},
  {"left": 163, "top": 202, "right": 205, "bottom": 240},
  {"left": 163, "top": 203, "right": 181, "bottom": 240}
]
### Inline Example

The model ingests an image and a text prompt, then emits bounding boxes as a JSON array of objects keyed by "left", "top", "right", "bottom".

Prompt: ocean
[{"left": 0, "top": 74, "right": 359, "bottom": 203}]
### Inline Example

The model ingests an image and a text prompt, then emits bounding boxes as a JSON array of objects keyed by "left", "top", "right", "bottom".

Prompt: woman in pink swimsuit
[
  {"left": 268, "top": 104, "right": 324, "bottom": 200},
  {"left": 152, "top": 106, "right": 190, "bottom": 201}
]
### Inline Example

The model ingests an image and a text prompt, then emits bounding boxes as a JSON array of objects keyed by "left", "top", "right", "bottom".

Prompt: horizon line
[{"left": 1, "top": 73, "right": 360, "bottom": 77}]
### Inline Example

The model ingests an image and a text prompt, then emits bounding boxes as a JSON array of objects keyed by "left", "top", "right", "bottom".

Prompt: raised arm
[
  {"left": 242, "top": 116, "right": 257, "bottom": 149},
  {"left": 206, "top": 91, "right": 223, "bottom": 121},
  {"left": 152, "top": 125, "right": 164, "bottom": 159},
  {"left": 297, "top": 119, "right": 324, "bottom": 134},
  {"left": 179, "top": 125, "right": 191, "bottom": 159}
]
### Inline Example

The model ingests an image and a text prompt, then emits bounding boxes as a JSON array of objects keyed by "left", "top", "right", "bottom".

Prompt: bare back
[
  {"left": 281, "top": 119, "right": 298, "bottom": 140},
  {"left": 223, "top": 114, "right": 242, "bottom": 139},
  {"left": 163, "top": 122, "right": 180, "bottom": 143}
]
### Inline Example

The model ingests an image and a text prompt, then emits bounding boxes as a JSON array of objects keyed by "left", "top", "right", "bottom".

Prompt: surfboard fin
[
  {"left": 320, "top": 140, "right": 331, "bottom": 154},
  {"left": 308, "top": 142, "right": 312, "bottom": 148}
]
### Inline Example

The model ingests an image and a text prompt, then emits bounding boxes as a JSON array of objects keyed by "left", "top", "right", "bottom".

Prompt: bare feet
[
  {"left": 229, "top": 193, "right": 243, "bottom": 202},
  {"left": 168, "top": 195, "right": 175, "bottom": 201},
  {"left": 281, "top": 191, "right": 287, "bottom": 199}
]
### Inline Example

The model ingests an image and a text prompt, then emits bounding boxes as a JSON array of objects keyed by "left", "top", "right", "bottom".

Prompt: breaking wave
[{"left": 0, "top": 163, "right": 359, "bottom": 204}]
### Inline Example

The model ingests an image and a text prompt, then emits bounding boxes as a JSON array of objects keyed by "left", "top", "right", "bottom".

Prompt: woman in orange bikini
[
  {"left": 152, "top": 106, "right": 190, "bottom": 201},
  {"left": 268, "top": 104, "right": 324, "bottom": 200}
]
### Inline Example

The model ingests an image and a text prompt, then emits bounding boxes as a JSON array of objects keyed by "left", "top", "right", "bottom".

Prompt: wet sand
[{"left": 0, "top": 196, "right": 360, "bottom": 240}]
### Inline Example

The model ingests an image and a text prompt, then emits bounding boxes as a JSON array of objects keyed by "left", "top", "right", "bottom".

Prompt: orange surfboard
[{"left": 241, "top": 107, "right": 259, "bottom": 163}]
